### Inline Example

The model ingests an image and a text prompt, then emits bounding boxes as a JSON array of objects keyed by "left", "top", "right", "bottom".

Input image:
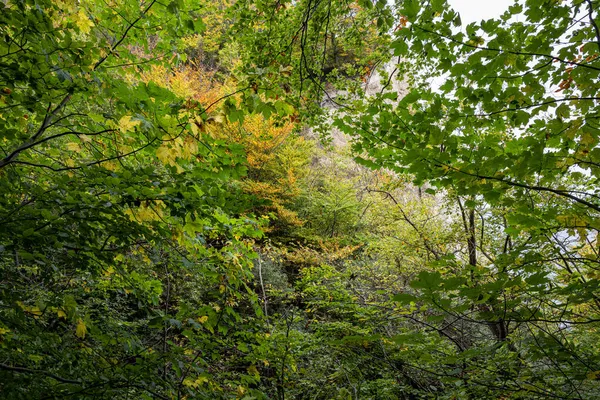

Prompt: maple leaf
[
  {"left": 74, "top": 10, "right": 94, "bottom": 34},
  {"left": 76, "top": 319, "right": 87, "bottom": 338},
  {"left": 156, "top": 144, "right": 178, "bottom": 165},
  {"left": 66, "top": 142, "right": 81, "bottom": 152},
  {"left": 118, "top": 115, "right": 140, "bottom": 133}
]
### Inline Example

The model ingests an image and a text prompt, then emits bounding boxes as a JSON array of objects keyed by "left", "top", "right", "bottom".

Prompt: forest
[{"left": 1, "top": 0, "right": 600, "bottom": 398}]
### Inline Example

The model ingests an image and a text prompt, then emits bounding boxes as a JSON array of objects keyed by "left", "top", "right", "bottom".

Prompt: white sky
[{"left": 448, "top": 0, "right": 514, "bottom": 23}]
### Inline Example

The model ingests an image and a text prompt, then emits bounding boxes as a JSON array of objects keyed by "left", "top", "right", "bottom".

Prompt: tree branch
[
  {"left": 414, "top": 24, "right": 600, "bottom": 72},
  {"left": 443, "top": 164, "right": 600, "bottom": 213},
  {"left": 93, "top": 0, "right": 158, "bottom": 70},
  {"left": 586, "top": 0, "right": 600, "bottom": 53},
  {"left": 0, "top": 363, "right": 82, "bottom": 385}
]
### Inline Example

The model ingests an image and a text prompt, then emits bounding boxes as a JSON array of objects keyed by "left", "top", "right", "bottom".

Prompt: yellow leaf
[
  {"left": 74, "top": 10, "right": 95, "bottom": 34},
  {"left": 197, "top": 315, "right": 208, "bottom": 324},
  {"left": 190, "top": 119, "right": 199, "bottom": 135},
  {"left": 57, "top": 309, "right": 67, "bottom": 319},
  {"left": 156, "top": 144, "right": 178, "bottom": 166},
  {"left": 103, "top": 161, "right": 118, "bottom": 171},
  {"left": 580, "top": 132, "right": 596, "bottom": 147},
  {"left": 587, "top": 370, "right": 600, "bottom": 380},
  {"left": 182, "top": 378, "right": 196, "bottom": 388},
  {"left": 210, "top": 114, "right": 224, "bottom": 124},
  {"left": 20, "top": 304, "right": 43, "bottom": 318},
  {"left": 181, "top": 137, "right": 198, "bottom": 160},
  {"left": 76, "top": 319, "right": 87, "bottom": 338},
  {"left": 247, "top": 365, "right": 259, "bottom": 376},
  {"left": 0, "top": 327, "right": 10, "bottom": 335},
  {"left": 66, "top": 142, "right": 81, "bottom": 152},
  {"left": 237, "top": 386, "right": 246, "bottom": 396},
  {"left": 184, "top": 375, "right": 209, "bottom": 388},
  {"left": 55, "top": 0, "right": 76, "bottom": 12},
  {"left": 119, "top": 115, "right": 140, "bottom": 133},
  {"left": 30, "top": 307, "right": 43, "bottom": 317},
  {"left": 127, "top": 204, "right": 161, "bottom": 222}
]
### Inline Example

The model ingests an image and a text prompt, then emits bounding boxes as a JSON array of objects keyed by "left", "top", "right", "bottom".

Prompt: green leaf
[{"left": 392, "top": 293, "right": 417, "bottom": 303}]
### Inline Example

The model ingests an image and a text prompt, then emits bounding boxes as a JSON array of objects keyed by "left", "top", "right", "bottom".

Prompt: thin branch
[
  {"left": 468, "top": 97, "right": 600, "bottom": 118},
  {"left": 414, "top": 24, "right": 600, "bottom": 72},
  {"left": 586, "top": 0, "right": 600, "bottom": 53},
  {"left": 0, "top": 96, "right": 73, "bottom": 169},
  {"left": 7, "top": 139, "right": 157, "bottom": 172},
  {"left": 93, "top": 0, "right": 158, "bottom": 70},
  {"left": 0, "top": 363, "right": 82, "bottom": 385},
  {"left": 367, "top": 188, "right": 441, "bottom": 260},
  {"left": 442, "top": 163, "right": 600, "bottom": 213}
]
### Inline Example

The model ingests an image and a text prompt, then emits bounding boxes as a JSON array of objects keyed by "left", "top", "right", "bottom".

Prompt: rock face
[
  {"left": 315, "top": 59, "right": 409, "bottom": 149},
  {"left": 362, "top": 59, "right": 409, "bottom": 98},
  {"left": 304, "top": 60, "right": 429, "bottom": 201}
]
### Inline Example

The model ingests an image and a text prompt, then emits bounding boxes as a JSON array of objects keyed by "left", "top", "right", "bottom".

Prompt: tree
[
  {"left": 0, "top": 1, "right": 266, "bottom": 398},
  {"left": 5, "top": 0, "right": 600, "bottom": 398},
  {"left": 331, "top": 0, "right": 600, "bottom": 397}
]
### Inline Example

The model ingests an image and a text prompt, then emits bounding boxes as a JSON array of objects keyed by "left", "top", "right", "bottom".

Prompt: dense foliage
[{"left": 1, "top": 0, "right": 599, "bottom": 399}]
